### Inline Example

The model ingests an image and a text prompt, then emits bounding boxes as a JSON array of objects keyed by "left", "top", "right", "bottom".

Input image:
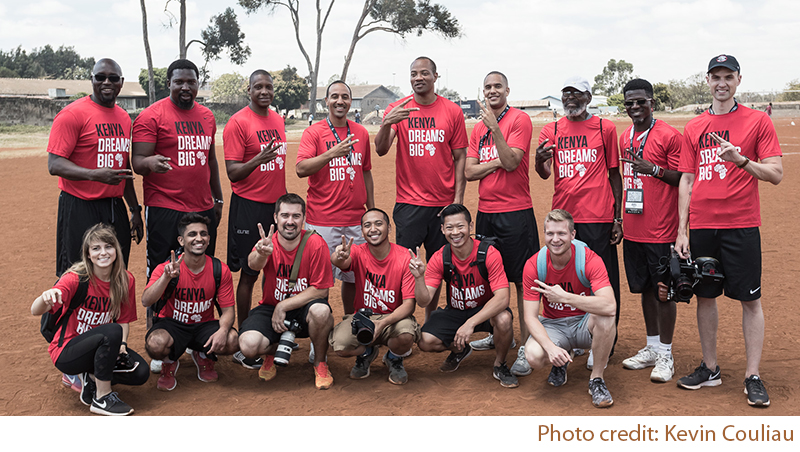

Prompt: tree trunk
[
  {"left": 140, "top": 0, "right": 156, "bottom": 104},
  {"left": 341, "top": 0, "right": 372, "bottom": 82},
  {"left": 179, "top": 0, "right": 187, "bottom": 58}
]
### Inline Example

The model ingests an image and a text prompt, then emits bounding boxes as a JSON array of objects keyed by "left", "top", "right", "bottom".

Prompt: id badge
[{"left": 625, "top": 188, "right": 643, "bottom": 214}]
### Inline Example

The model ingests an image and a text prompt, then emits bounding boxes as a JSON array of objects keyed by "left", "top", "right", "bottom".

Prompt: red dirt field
[{"left": 1, "top": 114, "right": 798, "bottom": 417}]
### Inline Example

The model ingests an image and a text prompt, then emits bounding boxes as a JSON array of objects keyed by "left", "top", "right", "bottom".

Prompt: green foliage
[
  {"left": 270, "top": 66, "right": 310, "bottom": 113},
  {"left": 667, "top": 72, "right": 712, "bottom": 108},
  {"left": 138, "top": 67, "right": 169, "bottom": 101},
  {"left": 0, "top": 66, "right": 19, "bottom": 77},
  {"left": 606, "top": 93, "right": 625, "bottom": 108},
  {"left": 652, "top": 83, "right": 671, "bottom": 111},
  {"left": 436, "top": 86, "right": 460, "bottom": 101},
  {"left": 0, "top": 45, "right": 95, "bottom": 79},
  {"left": 370, "top": 0, "right": 461, "bottom": 38},
  {"left": 0, "top": 124, "right": 50, "bottom": 134},
  {"left": 68, "top": 92, "right": 89, "bottom": 101},
  {"left": 209, "top": 108, "right": 232, "bottom": 125},
  {"left": 128, "top": 108, "right": 146, "bottom": 122},
  {"left": 778, "top": 79, "right": 800, "bottom": 102},
  {"left": 211, "top": 72, "right": 248, "bottom": 106},
  {"left": 200, "top": 8, "right": 251, "bottom": 66},
  {"left": 593, "top": 59, "right": 634, "bottom": 97}
]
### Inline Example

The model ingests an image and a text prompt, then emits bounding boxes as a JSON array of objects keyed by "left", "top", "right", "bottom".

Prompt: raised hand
[
  {"left": 327, "top": 134, "right": 359, "bottom": 159},
  {"left": 478, "top": 98, "right": 499, "bottom": 131},
  {"left": 532, "top": 279, "right": 569, "bottom": 304},
  {"left": 255, "top": 223, "right": 274, "bottom": 256},
  {"left": 40, "top": 288, "right": 63, "bottom": 310},
  {"left": 164, "top": 250, "right": 183, "bottom": 280},
  {"left": 535, "top": 138, "right": 555, "bottom": 165},
  {"left": 619, "top": 149, "right": 656, "bottom": 175},
  {"left": 381, "top": 97, "right": 420, "bottom": 126},
  {"left": 408, "top": 246, "right": 426, "bottom": 278},
  {"left": 709, "top": 132, "right": 743, "bottom": 164},
  {"left": 253, "top": 138, "right": 281, "bottom": 165},
  {"left": 334, "top": 235, "right": 354, "bottom": 261}
]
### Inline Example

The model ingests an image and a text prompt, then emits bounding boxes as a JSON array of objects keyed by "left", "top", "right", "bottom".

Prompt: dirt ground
[{"left": 1, "top": 114, "right": 798, "bottom": 416}]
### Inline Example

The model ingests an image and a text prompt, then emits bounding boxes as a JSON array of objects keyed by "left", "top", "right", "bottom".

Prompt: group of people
[{"left": 33, "top": 52, "right": 782, "bottom": 415}]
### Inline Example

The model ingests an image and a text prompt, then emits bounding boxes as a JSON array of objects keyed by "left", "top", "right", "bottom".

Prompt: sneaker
[
  {"left": 156, "top": 360, "right": 179, "bottom": 391},
  {"left": 572, "top": 348, "right": 586, "bottom": 356},
  {"left": 588, "top": 377, "right": 614, "bottom": 408},
  {"left": 383, "top": 352, "right": 409, "bottom": 385},
  {"left": 61, "top": 373, "right": 82, "bottom": 393},
  {"left": 586, "top": 350, "right": 607, "bottom": 370},
  {"left": 258, "top": 355, "right": 277, "bottom": 382},
  {"left": 191, "top": 351, "right": 218, "bottom": 382},
  {"left": 744, "top": 375, "right": 770, "bottom": 407},
  {"left": 150, "top": 359, "right": 162, "bottom": 374},
  {"left": 350, "top": 346, "right": 380, "bottom": 379},
  {"left": 90, "top": 391, "right": 134, "bottom": 416},
  {"left": 78, "top": 372, "right": 96, "bottom": 406},
  {"left": 677, "top": 362, "right": 722, "bottom": 389},
  {"left": 308, "top": 342, "right": 316, "bottom": 364},
  {"left": 493, "top": 362, "right": 519, "bottom": 388},
  {"left": 510, "top": 346, "right": 532, "bottom": 376},
  {"left": 622, "top": 345, "right": 658, "bottom": 370},
  {"left": 650, "top": 353, "right": 675, "bottom": 382},
  {"left": 440, "top": 344, "right": 473, "bottom": 372},
  {"left": 469, "top": 334, "right": 516, "bottom": 351},
  {"left": 314, "top": 362, "right": 334, "bottom": 389},
  {"left": 547, "top": 363, "right": 568, "bottom": 387},
  {"left": 232, "top": 351, "right": 263, "bottom": 369}
]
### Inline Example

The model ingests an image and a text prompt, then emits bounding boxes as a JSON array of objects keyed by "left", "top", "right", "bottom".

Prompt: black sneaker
[
  {"left": 350, "top": 346, "right": 380, "bottom": 379},
  {"left": 677, "top": 362, "right": 722, "bottom": 390},
  {"left": 78, "top": 372, "right": 96, "bottom": 407},
  {"left": 232, "top": 351, "right": 263, "bottom": 370},
  {"left": 744, "top": 375, "right": 770, "bottom": 407},
  {"left": 383, "top": 352, "right": 409, "bottom": 385},
  {"left": 493, "top": 362, "right": 519, "bottom": 388},
  {"left": 90, "top": 391, "right": 134, "bottom": 416},
  {"left": 440, "top": 344, "right": 473, "bottom": 372},
  {"left": 588, "top": 377, "right": 614, "bottom": 408},
  {"left": 547, "top": 363, "right": 568, "bottom": 387}
]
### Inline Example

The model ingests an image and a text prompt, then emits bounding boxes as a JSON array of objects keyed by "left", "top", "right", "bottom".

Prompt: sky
[{"left": 1, "top": 0, "right": 798, "bottom": 101}]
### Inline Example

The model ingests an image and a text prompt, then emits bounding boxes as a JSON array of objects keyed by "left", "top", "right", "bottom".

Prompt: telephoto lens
[{"left": 274, "top": 320, "right": 300, "bottom": 366}]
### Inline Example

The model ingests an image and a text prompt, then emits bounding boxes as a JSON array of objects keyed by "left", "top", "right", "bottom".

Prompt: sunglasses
[
  {"left": 562, "top": 90, "right": 586, "bottom": 97},
  {"left": 93, "top": 74, "right": 121, "bottom": 83},
  {"left": 624, "top": 99, "right": 650, "bottom": 107}
]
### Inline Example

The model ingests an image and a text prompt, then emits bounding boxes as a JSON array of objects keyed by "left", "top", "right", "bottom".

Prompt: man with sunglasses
[
  {"left": 535, "top": 76, "right": 623, "bottom": 367},
  {"left": 296, "top": 80, "right": 374, "bottom": 316},
  {"left": 617, "top": 79, "right": 683, "bottom": 383}
]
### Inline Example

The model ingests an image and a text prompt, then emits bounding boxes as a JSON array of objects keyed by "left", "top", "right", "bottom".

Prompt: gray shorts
[
  {"left": 306, "top": 223, "right": 365, "bottom": 283},
  {"left": 539, "top": 314, "right": 592, "bottom": 350}
]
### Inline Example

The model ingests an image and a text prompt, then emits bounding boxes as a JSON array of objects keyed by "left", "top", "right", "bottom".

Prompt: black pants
[{"left": 54, "top": 323, "right": 149, "bottom": 385}]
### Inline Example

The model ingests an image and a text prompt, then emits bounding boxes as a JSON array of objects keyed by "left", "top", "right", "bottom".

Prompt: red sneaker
[
  {"left": 157, "top": 360, "right": 179, "bottom": 391},
  {"left": 61, "top": 373, "right": 82, "bottom": 392},
  {"left": 314, "top": 362, "right": 334, "bottom": 390},
  {"left": 258, "top": 355, "right": 277, "bottom": 381},
  {"left": 191, "top": 351, "right": 218, "bottom": 382}
]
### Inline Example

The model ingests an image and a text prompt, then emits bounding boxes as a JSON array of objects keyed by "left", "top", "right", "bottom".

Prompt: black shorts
[
  {"left": 227, "top": 193, "right": 276, "bottom": 275},
  {"left": 689, "top": 228, "right": 762, "bottom": 301},
  {"left": 421, "top": 306, "right": 512, "bottom": 348},
  {"left": 146, "top": 318, "right": 224, "bottom": 361},
  {"left": 56, "top": 191, "right": 131, "bottom": 277},
  {"left": 393, "top": 203, "right": 447, "bottom": 261},
  {"left": 623, "top": 240, "right": 671, "bottom": 293},
  {"left": 239, "top": 300, "right": 331, "bottom": 345},
  {"left": 145, "top": 205, "right": 217, "bottom": 280},
  {"left": 476, "top": 209, "right": 539, "bottom": 283},
  {"left": 574, "top": 222, "right": 620, "bottom": 297}
]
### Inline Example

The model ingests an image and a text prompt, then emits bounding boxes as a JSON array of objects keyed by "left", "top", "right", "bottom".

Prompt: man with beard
[
  {"left": 329, "top": 208, "right": 419, "bottom": 385},
  {"left": 535, "top": 76, "right": 622, "bottom": 367},
  {"left": 238, "top": 194, "right": 336, "bottom": 389},
  {"left": 297, "top": 80, "right": 373, "bottom": 316}
]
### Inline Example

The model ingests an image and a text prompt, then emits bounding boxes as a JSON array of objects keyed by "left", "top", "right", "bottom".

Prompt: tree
[
  {"left": 138, "top": 67, "right": 170, "bottom": 101},
  {"left": 652, "top": 82, "right": 671, "bottom": 111},
  {"left": 667, "top": 72, "right": 712, "bottom": 108},
  {"left": 436, "top": 86, "right": 460, "bottom": 101},
  {"left": 779, "top": 79, "right": 800, "bottom": 102},
  {"left": 140, "top": 0, "right": 156, "bottom": 104},
  {"left": 340, "top": 0, "right": 461, "bottom": 81},
  {"left": 211, "top": 72, "right": 249, "bottom": 106},
  {"left": 271, "top": 65, "right": 310, "bottom": 113},
  {"left": 0, "top": 45, "right": 94, "bottom": 79},
  {"left": 605, "top": 93, "right": 624, "bottom": 109},
  {"left": 593, "top": 59, "right": 634, "bottom": 96},
  {"left": 386, "top": 85, "right": 404, "bottom": 98}
]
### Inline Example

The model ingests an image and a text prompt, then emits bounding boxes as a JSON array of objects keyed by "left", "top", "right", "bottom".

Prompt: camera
[
  {"left": 351, "top": 308, "right": 375, "bottom": 345},
  {"left": 660, "top": 247, "right": 724, "bottom": 303},
  {"left": 274, "top": 319, "right": 302, "bottom": 367}
]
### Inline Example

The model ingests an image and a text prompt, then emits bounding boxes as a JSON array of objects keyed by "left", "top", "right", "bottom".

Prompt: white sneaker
[
  {"left": 469, "top": 334, "right": 516, "bottom": 351},
  {"left": 308, "top": 342, "right": 315, "bottom": 364},
  {"left": 510, "top": 346, "right": 532, "bottom": 376},
  {"left": 622, "top": 345, "right": 658, "bottom": 370},
  {"left": 572, "top": 348, "right": 586, "bottom": 356},
  {"left": 650, "top": 353, "right": 675, "bottom": 382},
  {"left": 150, "top": 359, "right": 162, "bottom": 374}
]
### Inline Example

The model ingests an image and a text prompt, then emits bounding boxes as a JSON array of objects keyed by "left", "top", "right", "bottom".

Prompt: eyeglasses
[
  {"left": 624, "top": 99, "right": 651, "bottom": 107},
  {"left": 93, "top": 74, "right": 121, "bottom": 83},
  {"left": 562, "top": 90, "right": 586, "bottom": 97}
]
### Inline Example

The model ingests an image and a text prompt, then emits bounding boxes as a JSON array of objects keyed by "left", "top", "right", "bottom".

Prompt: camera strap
[{"left": 287, "top": 230, "right": 318, "bottom": 292}]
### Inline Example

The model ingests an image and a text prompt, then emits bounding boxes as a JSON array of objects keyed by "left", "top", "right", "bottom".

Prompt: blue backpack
[{"left": 536, "top": 239, "right": 593, "bottom": 294}]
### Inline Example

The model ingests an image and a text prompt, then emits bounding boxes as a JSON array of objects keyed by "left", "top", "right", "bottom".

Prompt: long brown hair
[{"left": 64, "top": 224, "right": 129, "bottom": 319}]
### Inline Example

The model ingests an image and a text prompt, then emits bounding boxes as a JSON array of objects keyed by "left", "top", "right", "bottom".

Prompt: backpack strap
[
  {"left": 471, "top": 235, "right": 496, "bottom": 283},
  {"left": 287, "top": 230, "right": 318, "bottom": 292},
  {"left": 212, "top": 256, "right": 222, "bottom": 316},
  {"left": 536, "top": 240, "right": 593, "bottom": 295},
  {"left": 56, "top": 278, "right": 90, "bottom": 347}
]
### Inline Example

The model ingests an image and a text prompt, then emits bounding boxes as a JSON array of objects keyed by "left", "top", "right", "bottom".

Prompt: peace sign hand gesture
[
  {"left": 709, "top": 132, "right": 745, "bottom": 166},
  {"left": 478, "top": 98, "right": 499, "bottom": 132},
  {"left": 164, "top": 250, "right": 183, "bottom": 280},
  {"left": 334, "top": 235, "right": 354, "bottom": 261},
  {"left": 328, "top": 134, "right": 359, "bottom": 159},
  {"left": 535, "top": 138, "right": 556, "bottom": 165},
  {"left": 408, "top": 246, "right": 426, "bottom": 278},
  {"left": 255, "top": 223, "right": 274, "bottom": 256},
  {"left": 382, "top": 97, "right": 420, "bottom": 126}
]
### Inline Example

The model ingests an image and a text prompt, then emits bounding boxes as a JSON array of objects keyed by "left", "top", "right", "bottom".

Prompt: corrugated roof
[
  {"left": 315, "top": 84, "right": 391, "bottom": 100},
  {"left": 0, "top": 78, "right": 211, "bottom": 98},
  {"left": 508, "top": 99, "right": 549, "bottom": 108}
]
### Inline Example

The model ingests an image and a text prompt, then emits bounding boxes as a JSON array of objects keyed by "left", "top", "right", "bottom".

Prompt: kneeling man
[
  {"left": 329, "top": 208, "right": 420, "bottom": 384},
  {"left": 522, "top": 209, "right": 616, "bottom": 407},
  {"left": 143, "top": 213, "right": 238, "bottom": 391}
]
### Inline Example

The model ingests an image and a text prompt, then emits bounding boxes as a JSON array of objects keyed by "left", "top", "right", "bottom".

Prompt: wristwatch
[
  {"left": 214, "top": 198, "right": 224, "bottom": 205},
  {"left": 129, "top": 204, "right": 142, "bottom": 214}
]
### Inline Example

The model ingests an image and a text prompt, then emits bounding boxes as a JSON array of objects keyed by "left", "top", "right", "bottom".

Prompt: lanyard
[
  {"left": 478, "top": 105, "right": 510, "bottom": 150},
  {"left": 326, "top": 117, "right": 353, "bottom": 165},
  {"left": 708, "top": 99, "right": 738, "bottom": 115},
  {"left": 628, "top": 117, "right": 656, "bottom": 179}
]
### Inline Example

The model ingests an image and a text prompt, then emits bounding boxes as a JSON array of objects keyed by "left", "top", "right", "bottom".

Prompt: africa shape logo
[
  {"left": 346, "top": 166, "right": 356, "bottom": 181},
  {"left": 466, "top": 300, "right": 478, "bottom": 309},
  {"left": 191, "top": 314, "right": 202, "bottom": 322},
  {"left": 426, "top": 143, "right": 436, "bottom": 156},
  {"left": 275, "top": 156, "right": 284, "bottom": 169},
  {"left": 714, "top": 163, "right": 727, "bottom": 179},
  {"left": 115, "top": 153, "right": 124, "bottom": 167},
  {"left": 575, "top": 163, "right": 587, "bottom": 177},
  {"left": 197, "top": 151, "right": 207, "bottom": 166}
]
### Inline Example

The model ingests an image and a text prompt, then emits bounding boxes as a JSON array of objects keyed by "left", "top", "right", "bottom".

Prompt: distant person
[
  {"left": 766, "top": 102, "right": 773, "bottom": 117},
  {"left": 354, "top": 109, "right": 361, "bottom": 124}
]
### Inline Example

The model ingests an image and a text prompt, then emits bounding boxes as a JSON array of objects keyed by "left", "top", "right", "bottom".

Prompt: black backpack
[
  {"left": 441, "top": 235, "right": 498, "bottom": 300},
  {"left": 40, "top": 279, "right": 89, "bottom": 346},
  {"left": 152, "top": 252, "right": 223, "bottom": 319}
]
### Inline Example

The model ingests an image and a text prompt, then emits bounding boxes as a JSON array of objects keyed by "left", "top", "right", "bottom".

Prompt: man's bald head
[{"left": 93, "top": 58, "right": 122, "bottom": 76}]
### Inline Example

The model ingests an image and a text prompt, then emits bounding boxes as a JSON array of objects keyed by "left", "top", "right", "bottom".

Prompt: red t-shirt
[
  {"left": 679, "top": 105, "right": 782, "bottom": 229},
  {"left": 619, "top": 120, "right": 682, "bottom": 242},
  {"left": 425, "top": 239, "right": 508, "bottom": 310},
  {"left": 146, "top": 255, "right": 234, "bottom": 324},
  {"left": 467, "top": 107, "right": 533, "bottom": 213},
  {"left": 345, "top": 243, "right": 415, "bottom": 314},
  {"left": 47, "top": 271, "right": 137, "bottom": 363},
  {"left": 522, "top": 244, "right": 610, "bottom": 319},
  {"left": 384, "top": 95, "right": 468, "bottom": 206},
  {"left": 257, "top": 230, "right": 334, "bottom": 306},
  {"left": 132, "top": 98, "right": 217, "bottom": 212},
  {"left": 47, "top": 96, "right": 132, "bottom": 200},
  {"left": 539, "top": 115, "right": 619, "bottom": 222},
  {"left": 296, "top": 120, "right": 372, "bottom": 226},
  {"left": 223, "top": 107, "right": 287, "bottom": 204}
]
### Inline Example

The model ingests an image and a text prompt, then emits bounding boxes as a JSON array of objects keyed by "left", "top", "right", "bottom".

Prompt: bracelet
[
  {"left": 129, "top": 204, "right": 142, "bottom": 213},
  {"left": 214, "top": 198, "right": 224, "bottom": 205},
  {"left": 613, "top": 218, "right": 623, "bottom": 224},
  {"left": 651, "top": 165, "right": 660, "bottom": 177},
  {"left": 737, "top": 156, "right": 750, "bottom": 169},
  {"left": 121, "top": 341, "right": 127, "bottom": 347}
]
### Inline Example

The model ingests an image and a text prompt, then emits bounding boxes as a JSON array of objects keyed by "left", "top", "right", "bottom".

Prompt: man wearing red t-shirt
[
  {"left": 375, "top": 57, "right": 468, "bottom": 321},
  {"left": 142, "top": 213, "right": 237, "bottom": 391},
  {"left": 411, "top": 204, "right": 518, "bottom": 388},
  {"left": 535, "top": 76, "right": 623, "bottom": 361},
  {"left": 47, "top": 58, "right": 143, "bottom": 278},
  {"left": 674, "top": 55, "right": 783, "bottom": 408},
  {"left": 297, "top": 80, "right": 374, "bottom": 316},
  {"left": 329, "top": 208, "right": 419, "bottom": 385},
  {"left": 223, "top": 70, "right": 286, "bottom": 338},
  {"left": 238, "top": 194, "right": 336, "bottom": 389},
  {"left": 617, "top": 78, "right": 683, "bottom": 383},
  {"left": 465, "top": 71, "right": 538, "bottom": 376},
  {"left": 522, "top": 209, "right": 616, "bottom": 408}
]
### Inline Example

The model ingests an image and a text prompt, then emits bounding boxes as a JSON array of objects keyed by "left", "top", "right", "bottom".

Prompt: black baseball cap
[{"left": 708, "top": 54, "right": 740, "bottom": 73}]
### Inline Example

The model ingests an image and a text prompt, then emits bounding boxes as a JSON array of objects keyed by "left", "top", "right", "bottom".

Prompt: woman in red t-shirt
[{"left": 31, "top": 224, "right": 147, "bottom": 415}]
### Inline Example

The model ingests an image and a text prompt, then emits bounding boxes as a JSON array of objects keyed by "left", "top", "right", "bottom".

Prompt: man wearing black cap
[{"left": 675, "top": 54, "right": 783, "bottom": 407}]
